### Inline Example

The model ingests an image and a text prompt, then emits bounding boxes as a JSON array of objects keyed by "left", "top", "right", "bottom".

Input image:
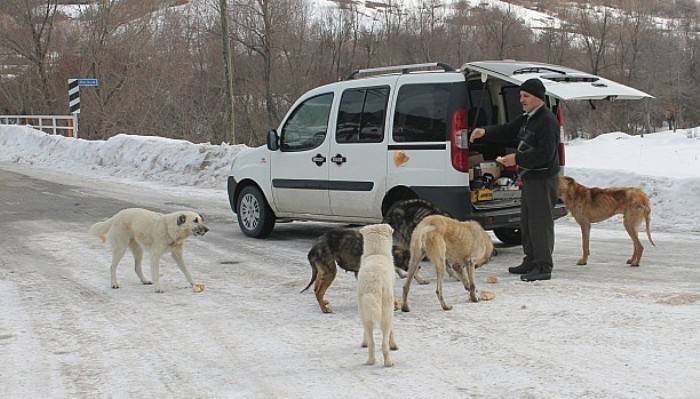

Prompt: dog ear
[{"left": 177, "top": 214, "right": 187, "bottom": 226}]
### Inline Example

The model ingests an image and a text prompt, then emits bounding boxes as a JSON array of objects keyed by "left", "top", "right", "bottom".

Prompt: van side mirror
[{"left": 267, "top": 129, "right": 279, "bottom": 151}]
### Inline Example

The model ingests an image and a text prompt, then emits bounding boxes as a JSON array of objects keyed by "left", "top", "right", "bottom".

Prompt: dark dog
[
  {"left": 302, "top": 228, "right": 426, "bottom": 313},
  {"left": 559, "top": 176, "right": 655, "bottom": 266},
  {"left": 382, "top": 199, "right": 450, "bottom": 249},
  {"left": 383, "top": 198, "right": 497, "bottom": 271},
  {"left": 303, "top": 199, "right": 464, "bottom": 313}
]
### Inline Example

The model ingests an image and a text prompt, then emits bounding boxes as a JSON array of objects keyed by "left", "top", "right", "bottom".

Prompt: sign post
[{"left": 67, "top": 78, "right": 99, "bottom": 137}]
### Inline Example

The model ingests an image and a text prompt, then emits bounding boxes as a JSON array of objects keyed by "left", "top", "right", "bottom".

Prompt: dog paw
[
  {"left": 321, "top": 305, "right": 334, "bottom": 314},
  {"left": 361, "top": 342, "right": 368, "bottom": 348},
  {"left": 390, "top": 344, "right": 399, "bottom": 351},
  {"left": 365, "top": 359, "right": 376, "bottom": 366},
  {"left": 626, "top": 258, "right": 633, "bottom": 264},
  {"left": 401, "top": 304, "right": 410, "bottom": 312},
  {"left": 383, "top": 360, "right": 394, "bottom": 367},
  {"left": 442, "top": 304, "right": 453, "bottom": 311},
  {"left": 576, "top": 259, "right": 588, "bottom": 265},
  {"left": 469, "top": 289, "right": 481, "bottom": 302},
  {"left": 111, "top": 283, "right": 120, "bottom": 289}
]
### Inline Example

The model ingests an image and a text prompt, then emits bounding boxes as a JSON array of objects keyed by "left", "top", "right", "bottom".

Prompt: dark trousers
[{"left": 520, "top": 175, "right": 559, "bottom": 272}]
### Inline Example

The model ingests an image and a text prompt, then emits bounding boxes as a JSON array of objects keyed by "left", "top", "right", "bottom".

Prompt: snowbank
[
  {"left": 1, "top": 124, "right": 699, "bottom": 233},
  {"left": 564, "top": 129, "right": 700, "bottom": 233},
  {"left": 0, "top": 125, "right": 246, "bottom": 189}
]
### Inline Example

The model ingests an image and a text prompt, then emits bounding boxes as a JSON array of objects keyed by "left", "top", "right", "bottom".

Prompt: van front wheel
[
  {"left": 494, "top": 227, "right": 522, "bottom": 246},
  {"left": 236, "top": 185, "right": 276, "bottom": 238}
]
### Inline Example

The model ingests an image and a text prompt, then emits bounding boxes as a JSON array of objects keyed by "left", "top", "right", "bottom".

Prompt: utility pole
[{"left": 219, "top": 0, "right": 236, "bottom": 144}]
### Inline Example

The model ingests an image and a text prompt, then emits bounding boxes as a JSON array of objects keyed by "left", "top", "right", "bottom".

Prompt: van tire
[
  {"left": 494, "top": 227, "right": 522, "bottom": 245},
  {"left": 236, "top": 185, "right": 276, "bottom": 238}
]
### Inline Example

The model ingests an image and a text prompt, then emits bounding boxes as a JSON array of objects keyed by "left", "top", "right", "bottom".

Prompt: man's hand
[
  {"left": 469, "top": 128, "right": 485, "bottom": 143},
  {"left": 496, "top": 153, "right": 516, "bottom": 167}
]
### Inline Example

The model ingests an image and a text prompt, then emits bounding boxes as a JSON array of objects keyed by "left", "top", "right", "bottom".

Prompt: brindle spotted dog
[
  {"left": 303, "top": 199, "right": 447, "bottom": 314},
  {"left": 302, "top": 229, "right": 418, "bottom": 313},
  {"left": 381, "top": 199, "right": 451, "bottom": 250},
  {"left": 383, "top": 198, "right": 498, "bottom": 283}
]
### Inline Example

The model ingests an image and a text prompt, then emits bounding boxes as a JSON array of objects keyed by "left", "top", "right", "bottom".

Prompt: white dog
[
  {"left": 357, "top": 223, "right": 398, "bottom": 367},
  {"left": 89, "top": 208, "right": 209, "bottom": 293}
]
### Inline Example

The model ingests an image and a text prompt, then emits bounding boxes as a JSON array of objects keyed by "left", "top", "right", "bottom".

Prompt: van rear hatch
[
  {"left": 462, "top": 60, "right": 652, "bottom": 215},
  {"left": 462, "top": 61, "right": 654, "bottom": 101}
]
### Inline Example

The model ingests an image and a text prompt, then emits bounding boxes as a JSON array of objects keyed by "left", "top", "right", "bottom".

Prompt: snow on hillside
[
  {"left": 463, "top": 0, "right": 564, "bottom": 30},
  {"left": 1, "top": 124, "right": 700, "bottom": 233}
]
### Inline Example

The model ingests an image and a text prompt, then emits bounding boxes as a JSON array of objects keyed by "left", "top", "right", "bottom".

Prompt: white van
[{"left": 228, "top": 60, "right": 652, "bottom": 242}]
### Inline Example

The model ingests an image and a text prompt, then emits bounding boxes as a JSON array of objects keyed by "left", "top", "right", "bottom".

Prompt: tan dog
[
  {"left": 357, "top": 224, "right": 398, "bottom": 367},
  {"left": 559, "top": 176, "right": 655, "bottom": 266},
  {"left": 401, "top": 215, "right": 494, "bottom": 312},
  {"left": 89, "top": 208, "right": 209, "bottom": 293}
]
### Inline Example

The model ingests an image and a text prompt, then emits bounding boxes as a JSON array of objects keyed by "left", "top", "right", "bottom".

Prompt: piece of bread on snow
[
  {"left": 479, "top": 290, "right": 496, "bottom": 301},
  {"left": 192, "top": 282, "right": 206, "bottom": 293}
]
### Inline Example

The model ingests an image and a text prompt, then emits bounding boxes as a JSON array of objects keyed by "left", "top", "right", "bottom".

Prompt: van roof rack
[{"left": 345, "top": 62, "right": 454, "bottom": 80}]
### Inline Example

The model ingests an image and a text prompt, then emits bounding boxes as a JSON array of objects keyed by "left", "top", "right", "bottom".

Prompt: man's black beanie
[{"left": 520, "top": 78, "right": 546, "bottom": 100}]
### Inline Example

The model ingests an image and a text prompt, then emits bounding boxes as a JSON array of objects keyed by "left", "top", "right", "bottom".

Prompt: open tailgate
[{"left": 462, "top": 61, "right": 653, "bottom": 101}]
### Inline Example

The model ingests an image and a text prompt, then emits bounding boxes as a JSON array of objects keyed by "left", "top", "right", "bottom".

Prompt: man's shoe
[
  {"left": 520, "top": 269, "right": 551, "bottom": 282},
  {"left": 508, "top": 263, "right": 534, "bottom": 274}
]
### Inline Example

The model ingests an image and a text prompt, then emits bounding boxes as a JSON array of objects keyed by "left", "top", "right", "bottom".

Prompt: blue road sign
[{"left": 78, "top": 78, "right": 99, "bottom": 87}]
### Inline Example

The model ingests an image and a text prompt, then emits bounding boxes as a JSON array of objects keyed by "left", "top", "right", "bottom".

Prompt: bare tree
[
  {"left": 219, "top": 0, "right": 236, "bottom": 143},
  {"left": 474, "top": 4, "right": 528, "bottom": 60},
  {"left": 231, "top": 0, "right": 288, "bottom": 127},
  {"left": 577, "top": 5, "right": 611, "bottom": 74},
  {"left": 0, "top": 0, "right": 60, "bottom": 111}
]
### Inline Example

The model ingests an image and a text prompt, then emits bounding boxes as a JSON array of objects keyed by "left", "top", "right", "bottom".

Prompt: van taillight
[
  {"left": 450, "top": 107, "right": 469, "bottom": 172},
  {"left": 556, "top": 104, "right": 566, "bottom": 166}
]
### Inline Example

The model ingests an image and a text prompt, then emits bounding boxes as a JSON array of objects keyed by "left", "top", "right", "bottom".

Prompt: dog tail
[
  {"left": 89, "top": 217, "right": 115, "bottom": 243},
  {"left": 644, "top": 205, "right": 656, "bottom": 247},
  {"left": 301, "top": 250, "right": 319, "bottom": 293}
]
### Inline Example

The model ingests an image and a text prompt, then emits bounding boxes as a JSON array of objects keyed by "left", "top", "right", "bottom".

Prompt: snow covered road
[{"left": 0, "top": 164, "right": 698, "bottom": 398}]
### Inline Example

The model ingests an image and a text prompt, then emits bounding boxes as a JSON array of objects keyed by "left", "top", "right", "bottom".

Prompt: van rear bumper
[
  {"left": 409, "top": 185, "right": 567, "bottom": 230},
  {"left": 471, "top": 203, "right": 568, "bottom": 229}
]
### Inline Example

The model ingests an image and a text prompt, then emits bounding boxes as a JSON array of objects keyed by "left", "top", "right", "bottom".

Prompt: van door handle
[
  {"left": 331, "top": 154, "right": 347, "bottom": 165},
  {"left": 312, "top": 154, "right": 326, "bottom": 166}
]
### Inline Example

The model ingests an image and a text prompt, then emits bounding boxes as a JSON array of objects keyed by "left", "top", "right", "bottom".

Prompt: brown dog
[
  {"left": 401, "top": 215, "right": 494, "bottom": 312},
  {"left": 558, "top": 176, "right": 655, "bottom": 266}
]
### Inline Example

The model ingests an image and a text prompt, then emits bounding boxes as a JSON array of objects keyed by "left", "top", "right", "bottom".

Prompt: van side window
[
  {"left": 336, "top": 86, "right": 389, "bottom": 143},
  {"left": 393, "top": 83, "right": 452, "bottom": 142},
  {"left": 280, "top": 93, "right": 334, "bottom": 152}
]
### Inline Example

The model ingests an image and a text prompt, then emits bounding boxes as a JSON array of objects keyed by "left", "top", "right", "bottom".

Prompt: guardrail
[{"left": 0, "top": 115, "right": 78, "bottom": 138}]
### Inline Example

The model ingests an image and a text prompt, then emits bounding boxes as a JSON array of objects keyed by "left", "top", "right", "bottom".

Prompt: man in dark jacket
[{"left": 469, "top": 78, "right": 560, "bottom": 281}]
